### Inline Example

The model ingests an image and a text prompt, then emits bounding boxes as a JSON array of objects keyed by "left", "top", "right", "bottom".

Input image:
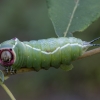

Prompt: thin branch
[
  {"left": 78, "top": 47, "right": 100, "bottom": 59},
  {"left": 64, "top": 0, "right": 79, "bottom": 37},
  {"left": 0, "top": 82, "right": 16, "bottom": 100},
  {"left": 2, "top": 47, "right": 100, "bottom": 77}
]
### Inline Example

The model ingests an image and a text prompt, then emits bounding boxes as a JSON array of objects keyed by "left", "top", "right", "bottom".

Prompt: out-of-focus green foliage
[
  {"left": 0, "top": 0, "right": 100, "bottom": 100},
  {"left": 0, "top": 0, "right": 56, "bottom": 42}
]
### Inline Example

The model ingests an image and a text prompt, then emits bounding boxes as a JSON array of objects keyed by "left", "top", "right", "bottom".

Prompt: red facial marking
[{"left": 0, "top": 49, "right": 15, "bottom": 66}]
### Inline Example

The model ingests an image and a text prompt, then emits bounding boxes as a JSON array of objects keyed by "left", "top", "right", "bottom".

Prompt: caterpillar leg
[
  {"left": 60, "top": 64, "right": 74, "bottom": 71},
  {"left": 10, "top": 67, "right": 16, "bottom": 74},
  {"left": 5, "top": 67, "right": 9, "bottom": 73},
  {"left": 5, "top": 66, "right": 16, "bottom": 74}
]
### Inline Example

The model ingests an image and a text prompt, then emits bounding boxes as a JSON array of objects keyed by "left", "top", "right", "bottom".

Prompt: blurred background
[{"left": 0, "top": 0, "right": 100, "bottom": 100}]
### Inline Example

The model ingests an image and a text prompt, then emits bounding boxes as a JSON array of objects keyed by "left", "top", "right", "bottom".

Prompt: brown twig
[
  {"left": 78, "top": 47, "right": 100, "bottom": 59},
  {"left": 2, "top": 47, "right": 100, "bottom": 77}
]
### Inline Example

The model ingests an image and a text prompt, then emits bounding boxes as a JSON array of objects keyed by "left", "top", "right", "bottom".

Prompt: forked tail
[{"left": 89, "top": 37, "right": 100, "bottom": 46}]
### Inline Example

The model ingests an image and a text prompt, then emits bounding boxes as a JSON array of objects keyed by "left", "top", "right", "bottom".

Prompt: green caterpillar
[{"left": 0, "top": 37, "right": 100, "bottom": 73}]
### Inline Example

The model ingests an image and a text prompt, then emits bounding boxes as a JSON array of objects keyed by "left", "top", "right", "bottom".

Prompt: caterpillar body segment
[{"left": 0, "top": 37, "right": 97, "bottom": 73}]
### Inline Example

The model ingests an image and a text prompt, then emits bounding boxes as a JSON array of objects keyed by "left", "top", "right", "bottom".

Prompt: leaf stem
[
  {"left": 64, "top": 0, "right": 79, "bottom": 37},
  {"left": 0, "top": 82, "right": 16, "bottom": 100}
]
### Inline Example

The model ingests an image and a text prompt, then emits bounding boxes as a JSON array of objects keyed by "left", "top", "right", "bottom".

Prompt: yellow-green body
[{"left": 0, "top": 37, "right": 89, "bottom": 71}]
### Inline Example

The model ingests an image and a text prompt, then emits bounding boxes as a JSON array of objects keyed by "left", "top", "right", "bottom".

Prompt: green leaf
[
  {"left": 46, "top": 0, "right": 100, "bottom": 37},
  {"left": 0, "top": 70, "right": 4, "bottom": 83}
]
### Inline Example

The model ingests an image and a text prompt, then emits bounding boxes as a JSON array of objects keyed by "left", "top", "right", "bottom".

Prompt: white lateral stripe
[
  {"left": 25, "top": 44, "right": 60, "bottom": 54},
  {"left": 25, "top": 43, "right": 86, "bottom": 55},
  {"left": 41, "top": 47, "right": 60, "bottom": 54}
]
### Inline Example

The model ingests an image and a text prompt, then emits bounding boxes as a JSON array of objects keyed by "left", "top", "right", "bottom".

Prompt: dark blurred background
[{"left": 0, "top": 0, "right": 100, "bottom": 100}]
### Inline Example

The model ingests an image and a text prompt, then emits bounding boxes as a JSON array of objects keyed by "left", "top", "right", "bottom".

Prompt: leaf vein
[{"left": 64, "top": 0, "right": 79, "bottom": 37}]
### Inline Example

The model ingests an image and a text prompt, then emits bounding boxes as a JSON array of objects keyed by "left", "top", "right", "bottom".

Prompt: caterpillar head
[
  {"left": 0, "top": 38, "right": 17, "bottom": 67},
  {"left": 0, "top": 48, "right": 15, "bottom": 66}
]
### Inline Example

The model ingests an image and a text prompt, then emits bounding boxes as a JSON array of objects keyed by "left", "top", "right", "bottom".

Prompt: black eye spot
[{"left": 10, "top": 49, "right": 12, "bottom": 51}]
